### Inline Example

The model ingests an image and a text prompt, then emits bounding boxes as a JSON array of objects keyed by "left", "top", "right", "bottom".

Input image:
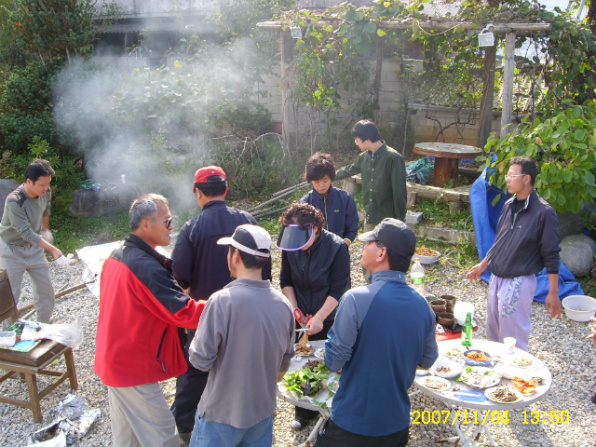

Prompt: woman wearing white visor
[{"left": 277, "top": 202, "right": 351, "bottom": 429}]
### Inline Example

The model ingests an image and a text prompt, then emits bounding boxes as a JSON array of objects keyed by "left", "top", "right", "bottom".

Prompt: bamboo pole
[
  {"left": 17, "top": 279, "right": 96, "bottom": 317},
  {"left": 257, "top": 20, "right": 551, "bottom": 34}
]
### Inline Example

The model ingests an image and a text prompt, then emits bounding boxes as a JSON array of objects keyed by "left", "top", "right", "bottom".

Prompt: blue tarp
[{"left": 469, "top": 163, "right": 584, "bottom": 303}]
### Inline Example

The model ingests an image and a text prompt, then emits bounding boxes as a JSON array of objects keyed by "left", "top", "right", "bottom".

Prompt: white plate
[
  {"left": 460, "top": 366, "right": 502, "bottom": 389},
  {"left": 506, "top": 355, "right": 539, "bottom": 369},
  {"left": 294, "top": 343, "right": 314, "bottom": 357},
  {"left": 420, "top": 376, "right": 451, "bottom": 391},
  {"left": 430, "top": 358, "right": 463, "bottom": 379},
  {"left": 485, "top": 386, "right": 523, "bottom": 403},
  {"left": 443, "top": 346, "right": 465, "bottom": 359},
  {"left": 416, "top": 367, "right": 430, "bottom": 376},
  {"left": 314, "top": 348, "right": 325, "bottom": 360}
]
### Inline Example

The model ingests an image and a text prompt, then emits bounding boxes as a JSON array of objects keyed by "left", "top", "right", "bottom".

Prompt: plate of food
[
  {"left": 460, "top": 366, "right": 502, "bottom": 389},
  {"left": 444, "top": 346, "right": 465, "bottom": 360},
  {"left": 294, "top": 343, "right": 314, "bottom": 357},
  {"left": 485, "top": 386, "right": 523, "bottom": 403},
  {"left": 281, "top": 359, "right": 328, "bottom": 400},
  {"left": 430, "top": 357, "right": 463, "bottom": 379},
  {"left": 416, "top": 367, "right": 430, "bottom": 376},
  {"left": 464, "top": 350, "right": 492, "bottom": 367},
  {"left": 511, "top": 376, "right": 544, "bottom": 395},
  {"left": 420, "top": 376, "right": 451, "bottom": 391},
  {"left": 415, "top": 247, "right": 441, "bottom": 265},
  {"left": 506, "top": 355, "right": 538, "bottom": 369},
  {"left": 314, "top": 347, "right": 325, "bottom": 360}
]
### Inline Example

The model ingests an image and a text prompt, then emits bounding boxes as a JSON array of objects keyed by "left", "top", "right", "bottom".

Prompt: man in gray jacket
[
  {"left": 188, "top": 224, "right": 294, "bottom": 447},
  {"left": 0, "top": 159, "right": 66, "bottom": 323}
]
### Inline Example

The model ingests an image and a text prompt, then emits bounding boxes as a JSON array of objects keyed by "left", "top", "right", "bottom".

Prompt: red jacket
[{"left": 95, "top": 234, "right": 205, "bottom": 387}]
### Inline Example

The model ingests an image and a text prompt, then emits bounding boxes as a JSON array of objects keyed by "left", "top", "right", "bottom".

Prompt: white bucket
[{"left": 454, "top": 302, "right": 475, "bottom": 326}]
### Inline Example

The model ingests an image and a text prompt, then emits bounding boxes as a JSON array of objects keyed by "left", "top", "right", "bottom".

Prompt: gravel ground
[{"left": 1, "top": 237, "right": 595, "bottom": 447}]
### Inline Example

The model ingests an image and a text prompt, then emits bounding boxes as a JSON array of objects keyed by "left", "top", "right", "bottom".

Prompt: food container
[
  {"left": 561, "top": 295, "right": 596, "bottom": 322},
  {"left": 414, "top": 247, "right": 441, "bottom": 265},
  {"left": 441, "top": 294, "right": 457, "bottom": 313},
  {"left": 464, "top": 350, "right": 492, "bottom": 367},
  {"left": 437, "top": 312, "right": 455, "bottom": 328},
  {"left": 0, "top": 331, "right": 16, "bottom": 347},
  {"left": 430, "top": 300, "right": 446, "bottom": 314}
]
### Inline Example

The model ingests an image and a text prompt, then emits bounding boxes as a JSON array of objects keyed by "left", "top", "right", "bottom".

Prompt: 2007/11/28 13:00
[{"left": 412, "top": 409, "right": 570, "bottom": 425}]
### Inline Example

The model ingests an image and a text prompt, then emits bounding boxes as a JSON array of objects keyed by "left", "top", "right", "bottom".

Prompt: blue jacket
[
  {"left": 300, "top": 186, "right": 359, "bottom": 242},
  {"left": 325, "top": 270, "right": 438, "bottom": 436},
  {"left": 171, "top": 200, "right": 270, "bottom": 300}
]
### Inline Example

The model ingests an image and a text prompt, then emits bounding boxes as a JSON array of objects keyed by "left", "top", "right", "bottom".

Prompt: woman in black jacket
[{"left": 277, "top": 202, "right": 351, "bottom": 428}]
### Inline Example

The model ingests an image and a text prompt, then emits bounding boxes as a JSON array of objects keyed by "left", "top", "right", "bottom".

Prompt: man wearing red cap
[{"left": 170, "top": 166, "right": 270, "bottom": 442}]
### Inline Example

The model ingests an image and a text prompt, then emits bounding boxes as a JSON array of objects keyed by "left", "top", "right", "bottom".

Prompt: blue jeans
[{"left": 189, "top": 413, "right": 273, "bottom": 447}]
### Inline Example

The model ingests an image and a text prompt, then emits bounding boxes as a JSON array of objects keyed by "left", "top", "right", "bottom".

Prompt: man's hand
[
  {"left": 544, "top": 291, "right": 562, "bottom": 319},
  {"left": 466, "top": 259, "right": 487, "bottom": 282}
]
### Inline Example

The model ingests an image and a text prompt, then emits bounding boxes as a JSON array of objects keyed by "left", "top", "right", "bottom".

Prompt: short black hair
[
  {"left": 229, "top": 245, "right": 269, "bottom": 270},
  {"left": 195, "top": 178, "right": 227, "bottom": 197},
  {"left": 351, "top": 120, "right": 381, "bottom": 143},
  {"left": 25, "top": 159, "right": 55, "bottom": 183},
  {"left": 376, "top": 241, "right": 410, "bottom": 272},
  {"left": 282, "top": 202, "right": 325, "bottom": 234},
  {"left": 305, "top": 152, "right": 336, "bottom": 182},
  {"left": 510, "top": 156, "right": 537, "bottom": 185}
]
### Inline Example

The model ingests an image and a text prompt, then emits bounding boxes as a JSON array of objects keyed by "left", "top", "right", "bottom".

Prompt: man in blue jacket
[{"left": 317, "top": 218, "right": 438, "bottom": 447}]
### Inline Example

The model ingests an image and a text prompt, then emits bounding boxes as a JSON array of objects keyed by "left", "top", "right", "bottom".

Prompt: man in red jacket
[{"left": 95, "top": 194, "right": 206, "bottom": 447}]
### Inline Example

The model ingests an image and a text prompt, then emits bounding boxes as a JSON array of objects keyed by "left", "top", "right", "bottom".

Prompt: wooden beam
[
  {"left": 500, "top": 32, "right": 516, "bottom": 137},
  {"left": 257, "top": 20, "right": 551, "bottom": 34}
]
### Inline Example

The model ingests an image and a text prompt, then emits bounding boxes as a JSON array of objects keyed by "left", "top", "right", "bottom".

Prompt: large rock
[
  {"left": 68, "top": 183, "right": 143, "bottom": 217},
  {"left": 0, "top": 179, "right": 19, "bottom": 218},
  {"left": 560, "top": 234, "right": 596, "bottom": 278},
  {"left": 558, "top": 203, "right": 596, "bottom": 239}
]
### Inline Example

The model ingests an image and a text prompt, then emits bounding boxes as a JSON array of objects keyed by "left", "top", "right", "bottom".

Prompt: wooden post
[
  {"left": 500, "top": 32, "right": 516, "bottom": 137},
  {"left": 373, "top": 37, "right": 384, "bottom": 124},
  {"left": 477, "top": 45, "right": 496, "bottom": 149}
]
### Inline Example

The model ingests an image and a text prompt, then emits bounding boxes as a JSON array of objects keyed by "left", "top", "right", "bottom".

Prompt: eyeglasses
[
  {"left": 148, "top": 217, "right": 173, "bottom": 228},
  {"left": 504, "top": 174, "right": 527, "bottom": 180}
]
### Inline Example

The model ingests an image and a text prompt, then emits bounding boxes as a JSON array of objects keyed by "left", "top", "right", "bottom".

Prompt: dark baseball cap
[{"left": 358, "top": 218, "right": 416, "bottom": 261}]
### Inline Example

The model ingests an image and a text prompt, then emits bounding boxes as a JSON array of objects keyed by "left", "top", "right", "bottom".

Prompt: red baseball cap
[{"left": 194, "top": 166, "right": 227, "bottom": 185}]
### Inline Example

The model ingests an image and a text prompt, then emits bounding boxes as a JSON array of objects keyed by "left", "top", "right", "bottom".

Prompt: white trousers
[{"left": 108, "top": 383, "right": 180, "bottom": 447}]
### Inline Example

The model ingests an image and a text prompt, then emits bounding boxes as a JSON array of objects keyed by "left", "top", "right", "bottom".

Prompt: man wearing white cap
[{"left": 187, "top": 224, "right": 294, "bottom": 447}]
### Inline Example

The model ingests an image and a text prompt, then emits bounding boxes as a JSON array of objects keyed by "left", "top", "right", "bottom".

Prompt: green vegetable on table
[{"left": 284, "top": 362, "right": 329, "bottom": 398}]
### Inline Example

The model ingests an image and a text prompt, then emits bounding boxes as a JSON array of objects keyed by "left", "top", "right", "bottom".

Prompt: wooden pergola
[{"left": 257, "top": 18, "right": 552, "bottom": 144}]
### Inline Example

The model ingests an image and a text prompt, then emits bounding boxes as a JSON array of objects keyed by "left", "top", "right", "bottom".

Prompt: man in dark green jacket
[{"left": 335, "top": 120, "right": 407, "bottom": 231}]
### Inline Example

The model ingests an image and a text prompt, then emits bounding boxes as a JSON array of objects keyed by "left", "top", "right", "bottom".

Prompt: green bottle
[{"left": 461, "top": 312, "right": 473, "bottom": 348}]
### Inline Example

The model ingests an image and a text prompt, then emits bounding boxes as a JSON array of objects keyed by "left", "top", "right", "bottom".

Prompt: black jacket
[
  {"left": 487, "top": 190, "right": 560, "bottom": 278},
  {"left": 172, "top": 200, "right": 270, "bottom": 300},
  {"left": 280, "top": 229, "right": 350, "bottom": 321}
]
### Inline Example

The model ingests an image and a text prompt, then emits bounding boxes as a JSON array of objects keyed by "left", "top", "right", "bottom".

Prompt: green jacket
[{"left": 336, "top": 143, "right": 406, "bottom": 225}]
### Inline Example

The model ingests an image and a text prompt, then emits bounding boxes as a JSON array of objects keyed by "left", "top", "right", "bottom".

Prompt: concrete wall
[{"left": 97, "top": 0, "right": 215, "bottom": 16}]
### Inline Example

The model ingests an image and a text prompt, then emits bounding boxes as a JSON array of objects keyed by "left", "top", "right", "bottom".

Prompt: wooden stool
[{"left": 0, "top": 269, "right": 78, "bottom": 422}]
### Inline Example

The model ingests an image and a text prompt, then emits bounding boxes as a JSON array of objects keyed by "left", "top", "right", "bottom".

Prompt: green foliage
[
  {"left": 0, "top": 137, "right": 84, "bottom": 214},
  {"left": 51, "top": 211, "right": 129, "bottom": 253},
  {"left": 483, "top": 100, "right": 596, "bottom": 218},
  {"left": 12, "top": 0, "right": 98, "bottom": 62},
  {"left": 213, "top": 0, "right": 298, "bottom": 39}
]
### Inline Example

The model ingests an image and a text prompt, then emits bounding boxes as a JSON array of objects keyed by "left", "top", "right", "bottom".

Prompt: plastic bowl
[
  {"left": 415, "top": 250, "right": 441, "bottom": 265},
  {"left": 463, "top": 350, "right": 492, "bottom": 367},
  {"left": 561, "top": 295, "right": 596, "bottom": 322}
]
